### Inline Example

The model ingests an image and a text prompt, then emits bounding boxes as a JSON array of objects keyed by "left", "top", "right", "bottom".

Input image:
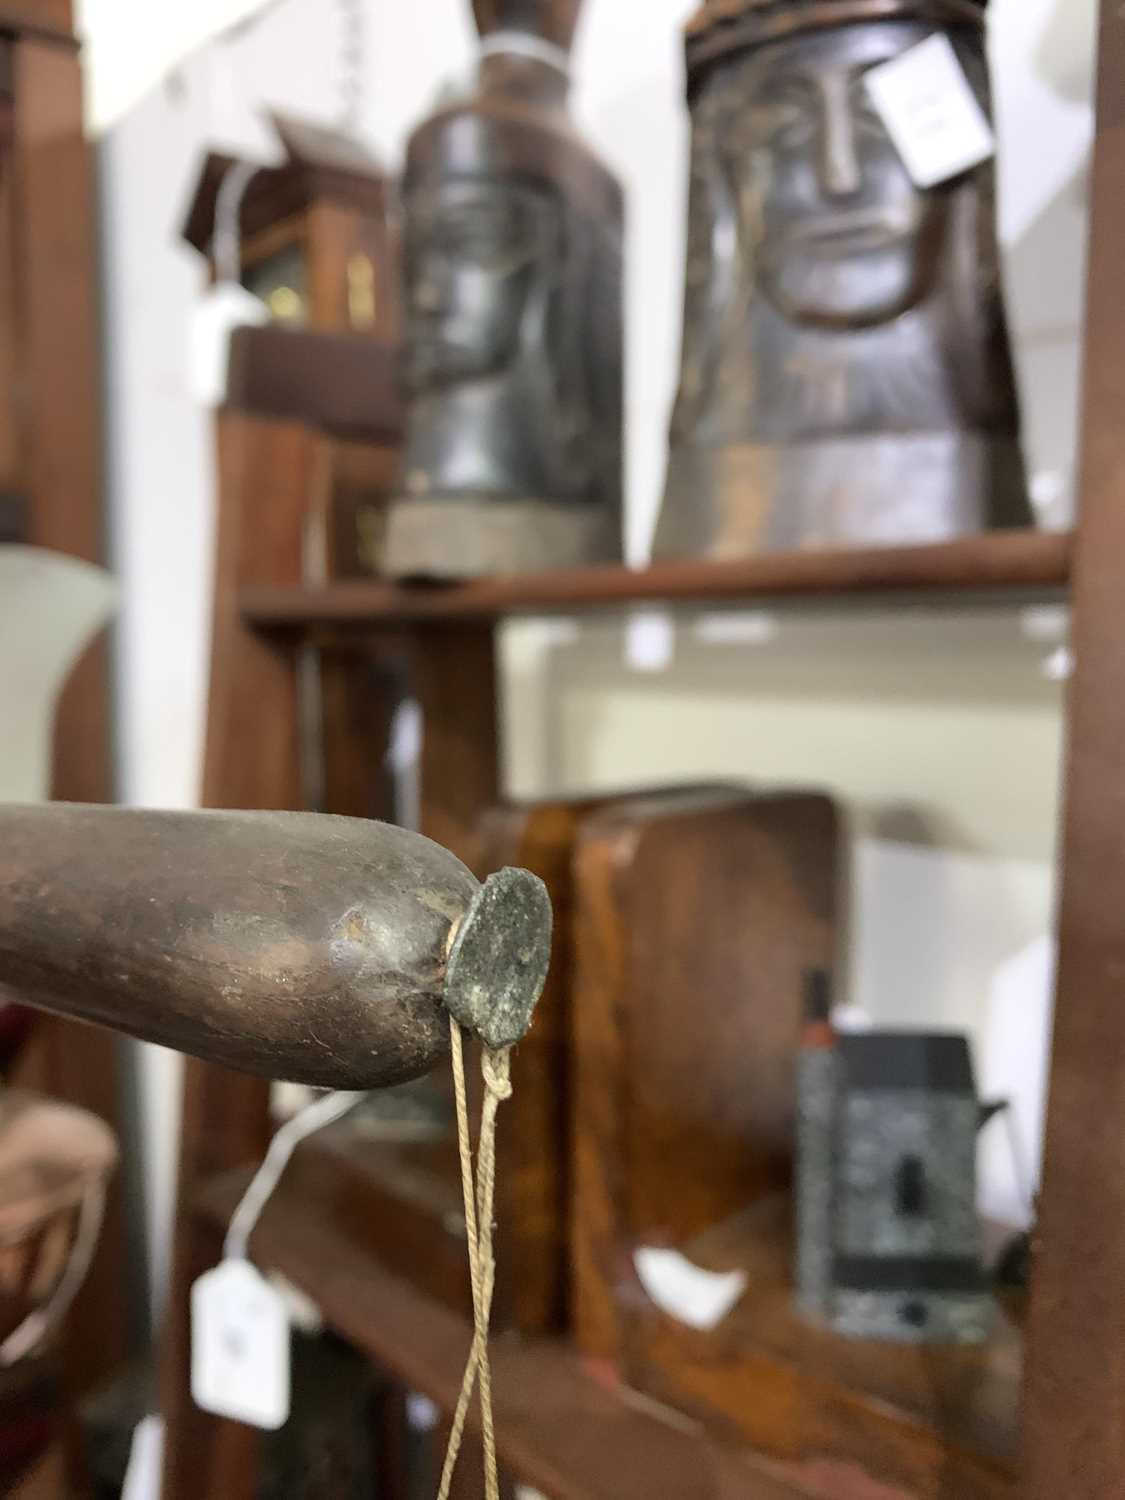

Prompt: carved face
[
  {"left": 721, "top": 21, "right": 962, "bottom": 328},
  {"left": 403, "top": 179, "right": 561, "bottom": 389}
]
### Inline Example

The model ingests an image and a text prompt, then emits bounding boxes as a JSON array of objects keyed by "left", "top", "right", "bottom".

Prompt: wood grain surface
[
  {"left": 1022, "top": 1, "right": 1125, "bottom": 1494},
  {"left": 241, "top": 529, "right": 1072, "bottom": 630},
  {"left": 571, "top": 787, "right": 841, "bottom": 1367}
]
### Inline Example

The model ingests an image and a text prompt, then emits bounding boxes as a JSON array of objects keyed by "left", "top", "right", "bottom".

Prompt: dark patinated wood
[
  {"left": 241, "top": 528, "right": 1072, "bottom": 629},
  {"left": 385, "top": 0, "right": 623, "bottom": 578},
  {"left": 1022, "top": 1, "right": 1125, "bottom": 1495},
  {"left": 0, "top": 802, "right": 507, "bottom": 1088},
  {"left": 657, "top": 0, "right": 1030, "bottom": 559}
]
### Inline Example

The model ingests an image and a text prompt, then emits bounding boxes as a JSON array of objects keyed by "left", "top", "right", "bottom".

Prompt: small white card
[
  {"left": 190, "top": 283, "right": 270, "bottom": 407},
  {"left": 633, "top": 1247, "right": 747, "bottom": 1331},
  {"left": 192, "top": 1260, "right": 290, "bottom": 1430},
  {"left": 864, "top": 33, "right": 995, "bottom": 189},
  {"left": 121, "top": 1415, "right": 163, "bottom": 1500}
]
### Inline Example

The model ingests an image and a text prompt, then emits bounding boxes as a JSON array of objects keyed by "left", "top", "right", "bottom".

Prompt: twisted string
[{"left": 437, "top": 1018, "right": 512, "bottom": 1500}]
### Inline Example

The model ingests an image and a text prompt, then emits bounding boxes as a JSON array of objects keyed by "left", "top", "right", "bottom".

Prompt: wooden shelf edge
[
  {"left": 239, "top": 530, "right": 1072, "bottom": 631},
  {"left": 194, "top": 1170, "right": 830, "bottom": 1500}
]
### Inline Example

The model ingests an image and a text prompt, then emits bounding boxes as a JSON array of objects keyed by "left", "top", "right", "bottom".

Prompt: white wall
[{"left": 85, "top": 0, "right": 1095, "bottom": 1300}]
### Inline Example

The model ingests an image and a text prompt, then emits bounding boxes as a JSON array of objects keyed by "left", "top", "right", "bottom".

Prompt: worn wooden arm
[{"left": 0, "top": 804, "right": 550, "bottom": 1090}]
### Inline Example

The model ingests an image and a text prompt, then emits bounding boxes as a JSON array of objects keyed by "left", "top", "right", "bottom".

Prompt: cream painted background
[{"left": 74, "top": 0, "right": 1093, "bottom": 1301}]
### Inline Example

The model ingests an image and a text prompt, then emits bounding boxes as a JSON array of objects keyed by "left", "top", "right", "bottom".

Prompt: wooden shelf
[
  {"left": 196, "top": 1170, "right": 865, "bottom": 1500},
  {"left": 240, "top": 529, "right": 1072, "bottom": 630},
  {"left": 630, "top": 1198, "right": 1019, "bottom": 1499}
]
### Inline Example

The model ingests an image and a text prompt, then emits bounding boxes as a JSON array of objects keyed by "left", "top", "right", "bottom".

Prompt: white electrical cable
[
  {"left": 224, "top": 1090, "right": 366, "bottom": 1262},
  {"left": 479, "top": 31, "right": 571, "bottom": 75},
  {"left": 212, "top": 159, "right": 259, "bottom": 287}
]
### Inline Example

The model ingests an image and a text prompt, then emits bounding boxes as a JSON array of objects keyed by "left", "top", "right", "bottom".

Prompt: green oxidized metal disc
[{"left": 442, "top": 867, "right": 552, "bottom": 1050}]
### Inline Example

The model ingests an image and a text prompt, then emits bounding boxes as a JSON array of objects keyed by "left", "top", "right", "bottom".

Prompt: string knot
[{"left": 481, "top": 1048, "right": 513, "bottom": 1101}]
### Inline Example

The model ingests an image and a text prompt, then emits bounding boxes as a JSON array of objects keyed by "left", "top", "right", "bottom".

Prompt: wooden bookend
[
  {"left": 570, "top": 786, "right": 841, "bottom": 1364},
  {"left": 570, "top": 788, "right": 1020, "bottom": 1498},
  {"left": 273, "top": 786, "right": 737, "bottom": 1337}
]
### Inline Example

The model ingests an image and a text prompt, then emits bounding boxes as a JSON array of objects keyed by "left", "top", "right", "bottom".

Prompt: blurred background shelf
[
  {"left": 195, "top": 1169, "right": 917, "bottom": 1500},
  {"left": 240, "top": 529, "right": 1073, "bottom": 630}
]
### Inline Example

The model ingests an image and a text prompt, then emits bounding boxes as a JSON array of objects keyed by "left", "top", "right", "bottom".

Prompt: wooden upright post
[
  {"left": 160, "top": 415, "right": 309, "bottom": 1500},
  {"left": 1023, "top": 3, "right": 1125, "bottom": 1494},
  {"left": 2, "top": 1, "right": 129, "bottom": 1391}
]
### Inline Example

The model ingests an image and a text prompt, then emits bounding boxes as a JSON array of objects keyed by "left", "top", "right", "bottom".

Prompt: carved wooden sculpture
[
  {"left": 385, "top": 0, "right": 624, "bottom": 579},
  {"left": 655, "top": 0, "right": 1032, "bottom": 559},
  {"left": 0, "top": 805, "right": 551, "bottom": 1088}
]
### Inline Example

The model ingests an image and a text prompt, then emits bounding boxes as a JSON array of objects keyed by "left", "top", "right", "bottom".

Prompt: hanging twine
[{"left": 437, "top": 1017, "right": 512, "bottom": 1500}]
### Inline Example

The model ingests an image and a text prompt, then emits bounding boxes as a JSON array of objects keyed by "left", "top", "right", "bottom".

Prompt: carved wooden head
[
  {"left": 656, "top": 0, "right": 1028, "bottom": 558},
  {"left": 715, "top": 19, "right": 977, "bottom": 330},
  {"left": 675, "top": 3, "right": 1000, "bottom": 374},
  {"left": 396, "top": 8, "right": 623, "bottom": 517},
  {"left": 403, "top": 178, "right": 563, "bottom": 390}
]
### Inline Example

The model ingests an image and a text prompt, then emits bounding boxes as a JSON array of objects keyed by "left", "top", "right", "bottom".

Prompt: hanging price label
[
  {"left": 191, "top": 1259, "right": 290, "bottom": 1430},
  {"left": 189, "top": 283, "right": 269, "bottom": 407},
  {"left": 864, "top": 33, "right": 995, "bottom": 189}
]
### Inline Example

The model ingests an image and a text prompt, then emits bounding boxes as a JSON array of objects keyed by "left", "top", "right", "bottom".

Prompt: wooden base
[
  {"left": 385, "top": 495, "right": 621, "bottom": 581},
  {"left": 656, "top": 436, "right": 1031, "bottom": 560}
]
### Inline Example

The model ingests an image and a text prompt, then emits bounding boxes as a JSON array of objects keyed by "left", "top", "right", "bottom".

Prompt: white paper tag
[
  {"left": 633, "top": 1247, "right": 747, "bottom": 1331},
  {"left": 190, "top": 283, "right": 270, "bottom": 407},
  {"left": 122, "top": 1414, "right": 163, "bottom": 1500},
  {"left": 192, "top": 1260, "right": 290, "bottom": 1430},
  {"left": 625, "top": 610, "right": 674, "bottom": 673},
  {"left": 864, "top": 34, "right": 995, "bottom": 188}
]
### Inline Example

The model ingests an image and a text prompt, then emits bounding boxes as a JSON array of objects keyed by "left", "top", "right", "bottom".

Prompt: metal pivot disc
[{"left": 443, "top": 867, "right": 552, "bottom": 1050}]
